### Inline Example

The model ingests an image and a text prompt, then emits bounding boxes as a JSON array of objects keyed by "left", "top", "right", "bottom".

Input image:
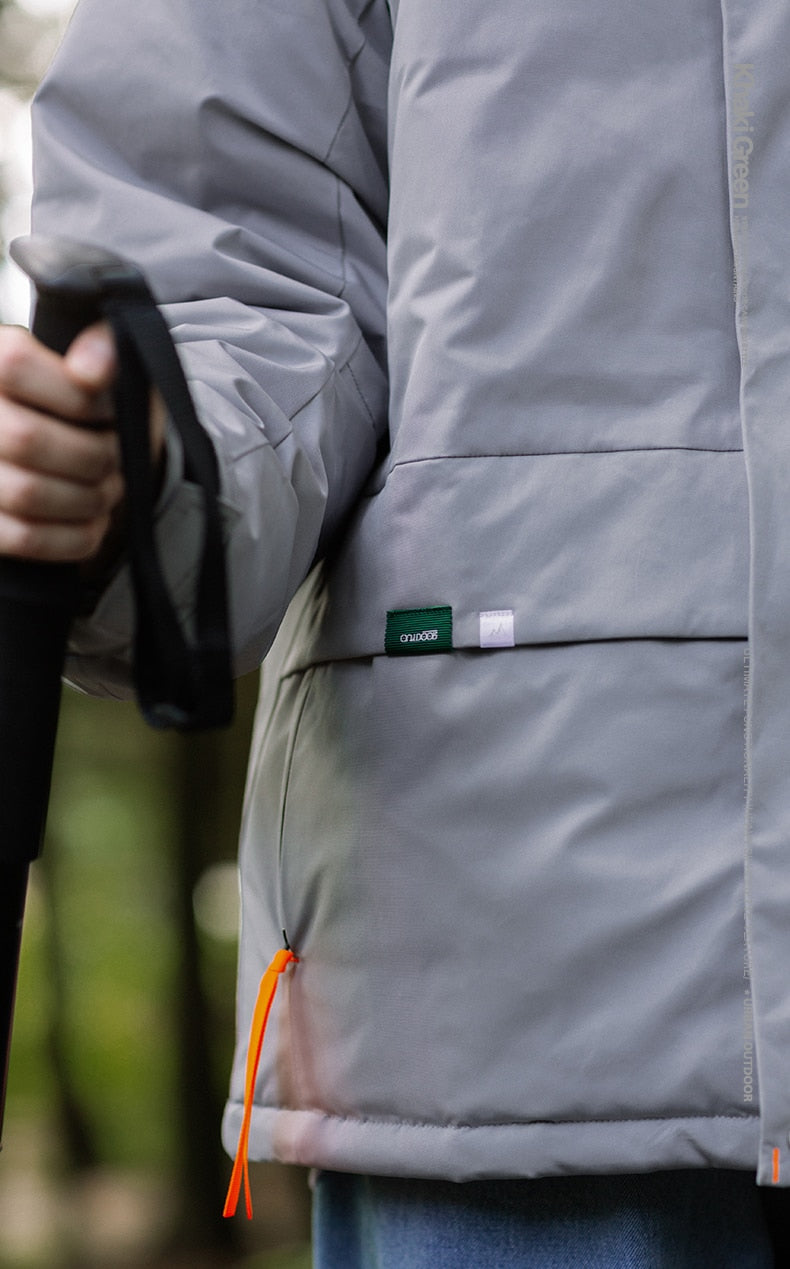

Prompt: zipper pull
[{"left": 223, "top": 946, "right": 298, "bottom": 1219}]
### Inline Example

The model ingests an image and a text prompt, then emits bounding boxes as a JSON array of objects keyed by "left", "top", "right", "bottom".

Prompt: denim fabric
[{"left": 312, "top": 1170, "right": 776, "bottom": 1268}]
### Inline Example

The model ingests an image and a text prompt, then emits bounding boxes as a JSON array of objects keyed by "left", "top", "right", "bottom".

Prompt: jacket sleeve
[{"left": 29, "top": 0, "right": 391, "bottom": 693}]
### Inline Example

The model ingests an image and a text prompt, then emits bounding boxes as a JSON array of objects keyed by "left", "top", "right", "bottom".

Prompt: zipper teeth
[{"left": 276, "top": 665, "right": 316, "bottom": 946}]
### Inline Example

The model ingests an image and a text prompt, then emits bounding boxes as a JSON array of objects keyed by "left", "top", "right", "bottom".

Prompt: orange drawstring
[{"left": 223, "top": 947, "right": 298, "bottom": 1219}]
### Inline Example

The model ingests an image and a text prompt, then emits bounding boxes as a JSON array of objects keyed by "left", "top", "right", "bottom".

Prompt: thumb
[{"left": 64, "top": 322, "right": 118, "bottom": 391}]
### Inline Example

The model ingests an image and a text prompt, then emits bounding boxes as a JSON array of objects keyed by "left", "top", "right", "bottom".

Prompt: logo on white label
[{"left": 479, "top": 610, "right": 515, "bottom": 648}]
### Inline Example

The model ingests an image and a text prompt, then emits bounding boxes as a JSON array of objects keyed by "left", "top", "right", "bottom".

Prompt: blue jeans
[{"left": 312, "top": 1169, "right": 778, "bottom": 1268}]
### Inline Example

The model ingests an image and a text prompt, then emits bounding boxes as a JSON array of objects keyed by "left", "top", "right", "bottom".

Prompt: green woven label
[{"left": 385, "top": 606, "right": 453, "bottom": 655}]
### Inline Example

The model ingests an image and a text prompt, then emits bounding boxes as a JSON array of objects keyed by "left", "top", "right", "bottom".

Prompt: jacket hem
[{"left": 222, "top": 1102, "right": 762, "bottom": 1184}]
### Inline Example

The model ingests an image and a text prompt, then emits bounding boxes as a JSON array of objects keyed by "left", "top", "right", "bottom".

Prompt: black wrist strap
[
  {"left": 103, "top": 297, "right": 233, "bottom": 730},
  {"left": 9, "top": 234, "right": 234, "bottom": 731}
]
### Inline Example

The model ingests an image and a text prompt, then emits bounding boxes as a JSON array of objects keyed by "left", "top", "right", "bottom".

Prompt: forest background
[{"left": 0, "top": 2, "right": 311, "bottom": 1265}]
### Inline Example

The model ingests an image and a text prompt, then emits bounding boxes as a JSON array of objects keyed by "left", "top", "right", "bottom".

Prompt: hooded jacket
[{"left": 29, "top": 0, "right": 790, "bottom": 1188}]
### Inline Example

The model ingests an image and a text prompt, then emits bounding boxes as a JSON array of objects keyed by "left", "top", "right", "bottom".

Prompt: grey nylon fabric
[{"left": 29, "top": 0, "right": 790, "bottom": 1185}]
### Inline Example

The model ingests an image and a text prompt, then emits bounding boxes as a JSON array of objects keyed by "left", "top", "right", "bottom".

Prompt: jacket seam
[
  {"left": 265, "top": 332, "right": 369, "bottom": 442},
  {"left": 386, "top": 445, "right": 744, "bottom": 472},
  {"left": 345, "top": 357, "right": 377, "bottom": 427},
  {"left": 325, "top": 90, "right": 357, "bottom": 166},
  {"left": 224, "top": 332, "right": 376, "bottom": 467},
  {"left": 323, "top": 15, "right": 368, "bottom": 166}
]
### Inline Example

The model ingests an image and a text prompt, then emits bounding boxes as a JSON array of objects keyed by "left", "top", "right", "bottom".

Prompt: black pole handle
[
  {"left": 0, "top": 236, "right": 133, "bottom": 872},
  {"left": 0, "top": 239, "right": 130, "bottom": 872},
  {"left": 0, "top": 240, "right": 118, "bottom": 1145}
]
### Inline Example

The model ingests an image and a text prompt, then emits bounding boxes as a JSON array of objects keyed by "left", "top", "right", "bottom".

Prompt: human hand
[{"left": 0, "top": 322, "right": 165, "bottom": 564}]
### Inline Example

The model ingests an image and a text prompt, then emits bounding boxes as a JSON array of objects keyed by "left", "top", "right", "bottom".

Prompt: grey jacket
[{"left": 30, "top": 0, "right": 790, "bottom": 1187}]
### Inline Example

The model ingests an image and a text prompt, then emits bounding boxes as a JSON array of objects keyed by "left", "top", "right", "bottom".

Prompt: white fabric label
[{"left": 479, "top": 610, "right": 515, "bottom": 648}]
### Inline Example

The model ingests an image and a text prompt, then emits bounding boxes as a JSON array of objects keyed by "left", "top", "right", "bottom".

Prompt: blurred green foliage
[{"left": 14, "top": 691, "right": 187, "bottom": 1168}]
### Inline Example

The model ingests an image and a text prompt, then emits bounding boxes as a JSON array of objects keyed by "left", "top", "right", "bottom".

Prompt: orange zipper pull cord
[{"left": 223, "top": 946, "right": 298, "bottom": 1219}]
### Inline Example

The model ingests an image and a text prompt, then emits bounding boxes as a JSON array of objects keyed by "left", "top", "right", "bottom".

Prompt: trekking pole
[{"left": 0, "top": 236, "right": 233, "bottom": 1147}]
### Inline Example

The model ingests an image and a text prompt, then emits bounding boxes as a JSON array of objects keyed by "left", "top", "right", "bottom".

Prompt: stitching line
[
  {"left": 387, "top": 446, "right": 744, "bottom": 473},
  {"left": 230, "top": 1102, "right": 758, "bottom": 1132},
  {"left": 345, "top": 358, "right": 377, "bottom": 428}
]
